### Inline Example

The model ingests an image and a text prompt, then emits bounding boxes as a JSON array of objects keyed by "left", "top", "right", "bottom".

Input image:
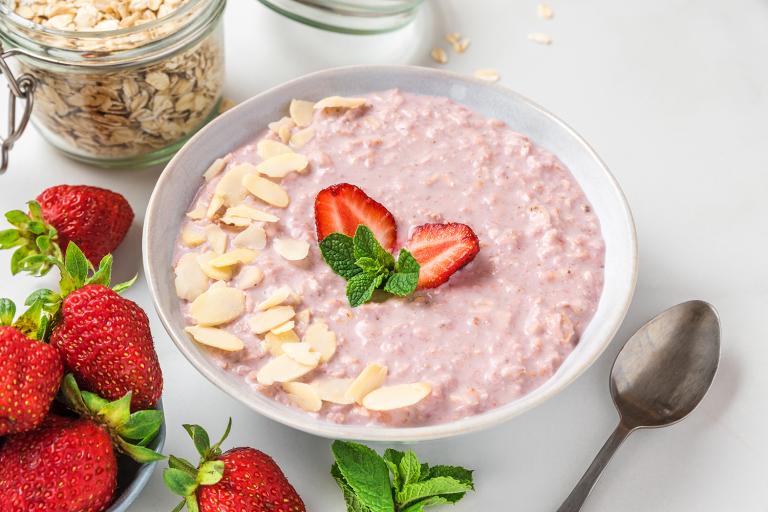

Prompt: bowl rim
[{"left": 143, "top": 64, "right": 638, "bottom": 442}]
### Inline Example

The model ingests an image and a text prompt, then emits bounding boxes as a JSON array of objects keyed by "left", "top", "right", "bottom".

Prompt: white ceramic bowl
[{"left": 143, "top": 65, "right": 637, "bottom": 442}]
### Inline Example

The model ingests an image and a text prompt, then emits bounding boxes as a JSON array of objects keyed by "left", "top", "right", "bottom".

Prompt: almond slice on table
[
  {"left": 209, "top": 248, "right": 257, "bottom": 268},
  {"left": 203, "top": 157, "right": 228, "bottom": 181},
  {"left": 263, "top": 329, "right": 299, "bottom": 356},
  {"left": 344, "top": 363, "right": 388, "bottom": 404},
  {"left": 249, "top": 305, "right": 295, "bottom": 334},
  {"left": 289, "top": 99, "right": 315, "bottom": 127},
  {"left": 474, "top": 68, "right": 500, "bottom": 82},
  {"left": 205, "top": 225, "right": 227, "bottom": 254},
  {"left": 190, "top": 286, "right": 245, "bottom": 326},
  {"left": 256, "top": 354, "right": 315, "bottom": 385},
  {"left": 274, "top": 238, "right": 309, "bottom": 261},
  {"left": 186, "top": 205, "right": 206, "bottom": 220},
  {"left": 237, "top": 266, "right": 264, "bottom": 289},
  {"left": 215, "top": 163, "right": 257, "bottom": 206},
  {"left": 314, "top": 96, "right": 367, "bottom": 110},
  {"left": 206, "top": 194, "right": 224, "bottom": 219},
  {"left": 362, "top": 383, "right": 432, "bottom": 411},
  {"left": 271, "top": 320, "right": 295, "bottom": 335},
  {"left": 242, "top": 174, "right": 290, "bottom": 208},
  {"left": 181, "top": 226, "right": 205, "bottom": 247},
  {"left": 289, "top": 127, "right": 315, "bottom": 149},
  {"left": 197, "top": 252, "right": 234, "bottom": 281},
  {"left": 283, "top": 382, "right": 322, "bottom": 412},
  {"left": 233, "top": 223, "right": 267, "bottom": 250},
  {"left": 224, "top": 205, "right": 279, "bottom": 223},
  {"left": 257, "top": 286, "right": 294, "bottom": 311},
  {"left": 281, "top": 342, "right": 321, "bottom": 366},
  {"left": 304, "top": 321, "right": 336, "bottom": 362},
  {"left": 268, "top": 117, "right": 295, "bottom": 144},
  {"left": 185, "top": 326, "right": 244, "bottom": 352},
  {"left": 257, "top": 139, "right": 293, "bottom": 160},
  {"left": 255, "top": 153, "right": 309, "bottom": 178},
  {"left": 311, "top": 378, "right": 354, "bottom": 405},
  {"left": 174, "top": 253, "right": 209, "bottom": 301}
]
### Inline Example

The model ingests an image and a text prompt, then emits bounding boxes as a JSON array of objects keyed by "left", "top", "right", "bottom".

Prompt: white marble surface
[{"left": 1, "top": 0, "right": 766, "bottom": 510}]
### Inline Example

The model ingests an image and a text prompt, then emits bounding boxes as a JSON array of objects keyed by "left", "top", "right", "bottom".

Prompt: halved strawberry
[
  {"left": 314, "top": 183, "right": 397, "bottom": 251},
  {"left": 407, "top": 223, "right": 480, "bottom": 289}
]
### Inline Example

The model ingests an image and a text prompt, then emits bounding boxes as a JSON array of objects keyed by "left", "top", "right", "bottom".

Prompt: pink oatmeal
[{"left": 173, "top": 89, "right": 605, "bottom": 427}]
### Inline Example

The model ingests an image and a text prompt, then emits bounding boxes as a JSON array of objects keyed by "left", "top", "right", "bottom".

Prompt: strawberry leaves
[
  {"left": 1, "top": 201, "right": 61, "bottom": 276},
  {"left": 57, "top": 242, "right": 136, "bottom": 296},
  {"left": 319, "top": 225, "right": 420, "bottom": 307}
]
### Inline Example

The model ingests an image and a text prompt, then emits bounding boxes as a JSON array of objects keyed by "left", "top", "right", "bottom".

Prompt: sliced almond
[
  {"left": 274, "top": 238, "right": 309, "bottom": 261},
  {"left": 263, "top": 329, "right": 299, "bottom": 356},
  {"left": 268, "top": 117, "right": 295, "bottom": 143},
  {"left": 474, "top": 68, "right": 500, "bottom": 82},
  {"left": 344, "top": 363, "right": 388, "bottom": 404},
  {"left": 215, "top": 163, "right": 256, "bottom": 206},
  {"left": 289, "top": 127, "right": 315, "bottom": 149},
  {"left": 537, "top": 3, "right": 553, "bottom": 19},
  {"left": 283, "top": 382, "right": 322, "bottom": 412},
  {"left": 257, "top": 286, "right": 294, "bottom": 311},
  {"left": 205, "top": 225, "right": 227, "bottom": 255},
  {"left": 289, "top": 99, "right": 315, "bottom": 127},
  {"left": 219, "top": 215, "right": 251, "bottom": 228},
  {"left": 197, "top": 252, "right": 233, "bottom": 281},
  {"left": 304, "top": 321, "right": 336, "bottom": 362},
  {"left": 314, "top": 96, "right": 367, "bottom": 110},
  {"left": 233, "top": 223, "right": 267, "bottom": 250},
  {"left": 209, "top": 248, "right": 257, "bottom": 268},
  {"left": 362, "top": 383, "right": 432, "bottom": 411},
  {"left": 311, "top": 378, "right": 355, "bottom": 405},
  {"left": 281, "top": 342, "right": 321, "bottom": 366},
  {"left": 296, "top": 308, "right": 311, "bottom": 325},
  {"left": 528, "top": 32, "right": 553, "bottom": 45},
  {"left": 174, "top": 253, "right": 209, "bottom": 301},
  {"left": 190, "top": 286, "right": 245, "bottom": 326},
  {"left": 206, "top": 194, "right": 224, "bottom": 219},
  {"left": 186, "top": 205, "right": 206, "bottom": 220},
  {"left": 181, "top": 226, "right": 205, "bottom": 247},
  {"left": 237, "top": 266, "right": 264, "bottom": 289},
  {"left": 242, "top": 174, "right": 290, "bottom": 208},
  {"left": 256, "top": 354, "right": 315, "bottom": 385},
  {"left": 431, "top": 47, "right": 448, "bottom": 64},
  {"left": 203, "top": 157, "right": 228, "bottom": 181},
  {"left": 255, "top": 153, "right": 309, "bottom": 178},
  {"left": 185, "top": 325, "right": 244, "bottom": 352},
  {"left": 271, "top": 320, "right": 295, "bottom": 335},
  {"left": 249, "top": 305, "right": 295, "bottom": 334},
  {"left": 224, "top": 205, "right": 279, "bottom": 223},
  {"left": 257, "top": 139, "right": 293, "bottom": 160}
]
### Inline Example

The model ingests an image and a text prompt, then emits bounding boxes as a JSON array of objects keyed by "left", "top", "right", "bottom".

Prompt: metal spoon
[{"left": 557, "top": 300, "right": 721, "bottom": 511}]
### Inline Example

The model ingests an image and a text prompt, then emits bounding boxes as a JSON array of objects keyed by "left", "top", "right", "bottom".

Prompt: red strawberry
[
  {"left": 407, "top": 223, "right": 480, "bottom": 289},
  {"left": 50, "top": 284, "right": 162, "bottom": 411},
  {"left": 0, "top": 414, "right": 117, "bottom": 512},
  {"left": 37, "top": 185, "right": 133, "bottom": 265},
  {"left": 315, "top": 183, "right": 397, "bottom": 251}
]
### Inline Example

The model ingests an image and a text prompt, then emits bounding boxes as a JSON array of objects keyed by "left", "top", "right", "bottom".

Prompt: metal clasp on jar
[{"left": 0, "top": 43, "right": 36, "bottom": 174}]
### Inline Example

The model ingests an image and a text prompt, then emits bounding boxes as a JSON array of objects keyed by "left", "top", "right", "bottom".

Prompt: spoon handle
[{"left": 556, "top": 423, "right": 633, "bottom": 512}]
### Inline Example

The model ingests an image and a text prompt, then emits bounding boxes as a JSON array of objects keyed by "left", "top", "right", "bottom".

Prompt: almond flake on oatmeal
[
  {"left": 233, "top": 223, "right": 267, "bottom": 250},
  {"left": 314, "top": 96, "right": 368, "bottom": 110},
  {"left": 249, "top": 305, "right": 296, "bottom": 334},
  {"left": 224, "top": 205, "right": 279, "bottom": 223},
  {"left": 204, "top": 225, "right": 227, "bottom": 254},
  {"left": 263, "top": 330, "right": 299, "bottom": 356},
  {"left": 185, "top": 326, "right": 244, "bottom": 352},
  {"left": 271, "top": 320, "right": 295, "bottom": 335},
  {"left": 304, "top": 322, "right": 336, "bottom": 362},
  {"left": 296, "top": 308, "right": 311, "bottom": 325},
  {"left": 256, "top": 354, "right": 315, "bottom": 385},
  {"left": 528, "top": 32, "right": 553, "bottom": 45},
  {"left": 242, "top": 174, "right": 290, "bottom": 208},
  {"left": 197, "top": 252, "right": 233, "bottom": 281},
  {"left": 289, "top": 99, "right": 315, "bottom": 128},
  {"left": 174, "top": 253, "right": 209, "bottom": 301},
  {"left": 255, "top": 153, "right": 309, "bottom": 178},
  {"left": 431, "top": 47, "right": 448, "bottom": 64},
  {"left": 237, "top": 266, "right": 264, "bottom": 289},
  {"left": 209, "top": 248, "right": 258, "bottom": 268},
  {"left": 268, "top": 117, "right": 295, "bottom": 144},
  {"left": 537, "top": 3, "right": 554, "bottom": 19},
  {"left": 257, "top": 139, "right": 293, "bottom": 160},
  {"left": 281, "top": 343, "right": 321, "bottom": 366},
  {"left": 190, "top": 286, "right": 245, "bottom": 326},
  {"left": 206, "top": 194, "right": 224, "bottom": 219},
  {"left": 186, "top": 205, "right": 206, "bottom": 220},
  {"left": 219, "top": 215, "right": 251, "bottom": 228},
  {"left": 474, "top": 68, "right": 501, "bottom": 82},
  {"left": 203, "top": 157, "right": 228, "bottom": 181},
  {"left": 273, "top": 238, "right": 309, "bottom": 261},
  {"left": 311, "top": 378, "right": 355, "bottom": 405},
  {"left": 181, "top": 226, "right": 205, "bottom": 247},
  {"left": 215, "top": 163, "right": 255, "bottom": 206},
  {"left": 257, "top": 286, "right": 294, "bottom": 311},
  {"left": 362, "top": 383, "right": 432, "bottom": 411},
  {"left": 289, "top": 127, "right": 315, "bottom": 149},
  {"left": 283, "top": 382, "right": 322, "bottom": 412},
  {"left": 345, "top": 363, "right": 388, "bottom": 404}
]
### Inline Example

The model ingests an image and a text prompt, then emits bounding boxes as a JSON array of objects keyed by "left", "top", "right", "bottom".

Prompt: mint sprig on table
[
  {"left": 331, "top": 440, "right": 474, "bottom": 512},
  {"left": 320, "top": 225, "right": 420, "bottom": 307}
]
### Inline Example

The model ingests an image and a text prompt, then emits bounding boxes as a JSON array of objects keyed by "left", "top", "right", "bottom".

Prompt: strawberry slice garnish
[
  {"left": 407, "top": 223, "right": 480, "bottom": 289},
  {"left": 315, "top": 183, "right": 397, "bottom": 251}
]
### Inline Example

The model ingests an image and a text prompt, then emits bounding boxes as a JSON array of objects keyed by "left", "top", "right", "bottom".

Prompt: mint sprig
[
  {"left": 331, "top": 441, "right": 474, "bottom": 512},
  {"left": 319, "top": 225, "right": 420, "bottom": 308}
]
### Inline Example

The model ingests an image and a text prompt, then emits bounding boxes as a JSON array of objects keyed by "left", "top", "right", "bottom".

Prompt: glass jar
[{"left": 0, "top": 0, "right": 226, "bottom": 170}]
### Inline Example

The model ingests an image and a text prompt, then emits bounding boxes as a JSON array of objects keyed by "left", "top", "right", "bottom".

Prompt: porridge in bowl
[{"left": 172, "top": 89, "right": 605, "bottom": 427}]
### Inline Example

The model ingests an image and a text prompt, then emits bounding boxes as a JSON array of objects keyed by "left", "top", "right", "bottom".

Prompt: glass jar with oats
[{"left": 0, "top": 0, "right": 225, "bottom": 169}]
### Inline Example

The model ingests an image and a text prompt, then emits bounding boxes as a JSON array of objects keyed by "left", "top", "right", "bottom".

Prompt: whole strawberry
[
  {"left": 165, "top": 420, "right": 306, "bottom": 512},
  {"left": 0, "top": 298, "right": 63, "bottom": 436},
  {"left": 0, "top": 414, "right": 117, "bottom": 512}
]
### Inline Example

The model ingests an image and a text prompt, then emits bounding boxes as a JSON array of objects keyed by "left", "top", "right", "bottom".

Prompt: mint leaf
[
  {"left": 400, "top": 496, "right": 452, "bottom": 512},
  {"left": 396, "top": 477, "right": 473, "bottom": 508},
  {"left": 320, "top": 233, "right": 362, "bottom": 280},
  {"left": 332, "top": 463, "right": 373, "bottom": 512},
  {"left": 347, "top": 272, "right": 385, "bottom": 308},
  {"left": 384, "top": 250, "right": 419, "bottom": 296},
  {"left": 353, "top": 225, "right": 394, "bottom": 269},
  {"left": 399, "top": 451, "right": 421, "bottom": 488},
  {"left": 331, "top": 441, "right": 394, "bottom": 512},
  {"left": 355, "top": 257, "right": 382, "bottom": 273},
  {"left": 383, "top": 449, "right": 406, "bottom": 491},
  {"left": 426, "top": 466, "right": 474, "bottom": 488}
]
